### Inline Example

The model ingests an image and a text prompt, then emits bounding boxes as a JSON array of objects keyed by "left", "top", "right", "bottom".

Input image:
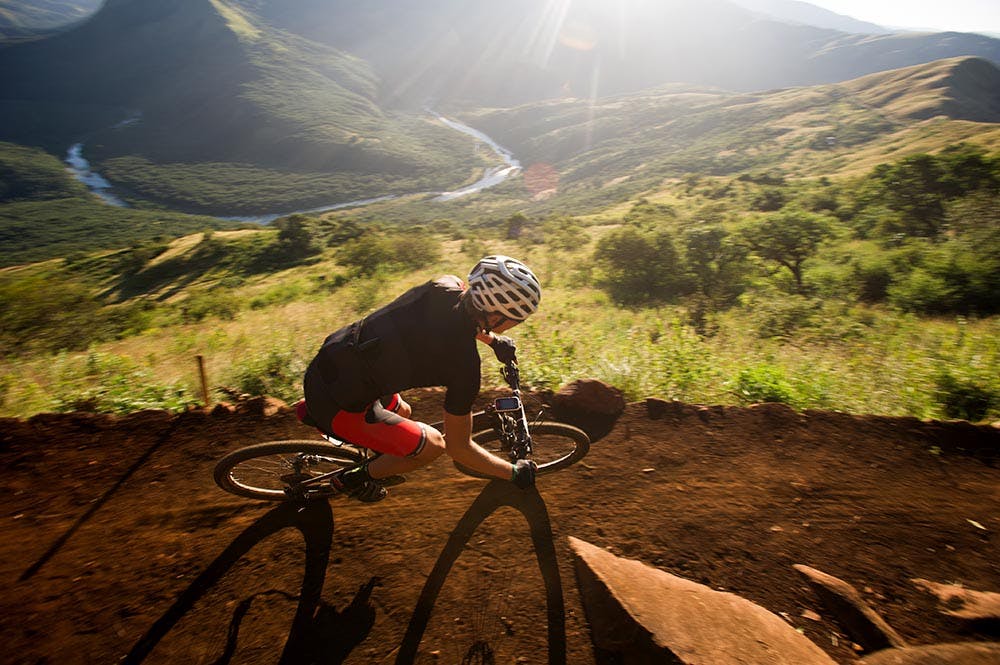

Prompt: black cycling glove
[
  {"left": 511, "top": 459, "right": 537, "bottom": 489},
  {"left": 490, "top": 335, "right": 517, "bottom": 364}
]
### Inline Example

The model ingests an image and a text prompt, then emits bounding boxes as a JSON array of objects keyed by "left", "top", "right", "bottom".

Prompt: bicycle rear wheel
[
  {"left": 214, "top": 441, "right": 362, "bottom": 501},
  {"left": 458, "top": 422, "right": 590, "bottom": 478}
]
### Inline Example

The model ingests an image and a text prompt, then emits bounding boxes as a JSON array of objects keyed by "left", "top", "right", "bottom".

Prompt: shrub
[
  {"left": 739, "top": 289, "right": 821, "bottom": 339},
  {"left": 733, "top": 364, "right": 795, "bottom": 405},
  {"left": 227, "top": 348, "right": 306, "bottom": 403},
  {"left": 0, "top": 273, "right": 103, "bottom": 354},
  {"left": 853, "top": 259, "right": 893, "bottom": 303},
  {"left": 461, "top": 237, "right": 489, "bottom": 259},
  {"left": 934, "top": 372, "right": 996, "bottom": 421},
  {"left": 179, "top": 289, "right": 241, "bottom": 323},
  {"left": 52, "top": 352, "right": 192, "bottom": 413},
  {"left": 623, "top": 198, "right": 677, "bottom": 227},
  {"left": 337, "top": 233, "right": 394, "bottom": 276},
  {"left": 392, "top": 230, "right": 441, "bottom": 270},
  {"left": 593, "top": 227, "right": 691, "bottom": 304},
  {"left": 749, "top": 187, "right": 787, "bottom": 212},
  {"left": 887, "top": 269, "right": 956, "bottom": 314},
  {"left": 248, "top": 282, "right": 307, "bottom": 310}
]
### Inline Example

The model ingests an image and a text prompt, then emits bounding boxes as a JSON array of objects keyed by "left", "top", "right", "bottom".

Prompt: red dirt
[{"left": 1, "top": 390, "right": 998, "bottom": 664}]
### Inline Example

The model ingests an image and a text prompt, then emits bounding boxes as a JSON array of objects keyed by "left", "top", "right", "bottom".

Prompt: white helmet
[{"left": 467, "top": 255, "right": 541, "bottom": 321}]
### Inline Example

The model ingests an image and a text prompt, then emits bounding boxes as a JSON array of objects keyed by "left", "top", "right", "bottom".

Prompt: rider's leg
[
  {"left": 328, "top": 401, "right": 444, "bottom": 489},
  {"left": 366, "top": 427, "right": 445, "bottom": 479}
]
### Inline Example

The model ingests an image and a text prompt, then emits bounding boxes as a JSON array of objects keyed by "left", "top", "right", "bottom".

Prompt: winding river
[
  {"left": 65, "top": 143, "right": 129, "bottom": 207},
  {"left": 64, "top": 112, "right": 521, "bottom": 223}
]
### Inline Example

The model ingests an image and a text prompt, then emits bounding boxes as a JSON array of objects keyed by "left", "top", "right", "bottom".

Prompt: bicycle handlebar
[{"left": 502, "top": 359, "right": 521, "bottom": 393}]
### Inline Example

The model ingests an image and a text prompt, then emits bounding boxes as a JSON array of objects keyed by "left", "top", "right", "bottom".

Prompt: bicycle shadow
[
  {"left": 123, "top": 500, "right": 375, "bottom": 665},
  {"left": 20, "top": 418, "right": 179, "bottom": 582},
  {"left": 395, "top": 480, "right": 566, "bottom": 665}
]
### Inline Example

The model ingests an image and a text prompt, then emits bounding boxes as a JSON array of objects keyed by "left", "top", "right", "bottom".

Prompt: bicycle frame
[
  {"left": 483, "top": 360, "right": 533, "bottom": 462},
  {"left": 271, "top": 437, "right": 371, "bottom": 500}
]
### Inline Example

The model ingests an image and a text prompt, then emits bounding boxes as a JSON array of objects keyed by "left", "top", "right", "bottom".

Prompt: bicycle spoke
[{"left": 214, "top": 442, "right": 360, "bottom": 501}]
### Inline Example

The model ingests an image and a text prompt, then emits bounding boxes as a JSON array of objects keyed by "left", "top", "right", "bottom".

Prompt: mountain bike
[
  {"left": 213, "top": 360, "right": 590, "bottom": 501},
  {"left": 451, "top": 359, "right": 589, "bottom": 477}
]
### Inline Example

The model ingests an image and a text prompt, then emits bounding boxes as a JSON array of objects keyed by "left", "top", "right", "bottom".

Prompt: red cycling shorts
[{"left": 298, "top": 394, "right": 428, "bottom": 458}]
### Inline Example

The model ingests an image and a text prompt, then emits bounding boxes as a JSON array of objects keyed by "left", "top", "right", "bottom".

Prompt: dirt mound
[{"left": 1, "top": 391, "right": 998, "bottom": 664}]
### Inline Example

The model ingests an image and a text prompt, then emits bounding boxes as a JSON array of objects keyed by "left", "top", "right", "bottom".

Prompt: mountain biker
[{"left": 297, "top": 255, "right": 542, "bottom": 502}]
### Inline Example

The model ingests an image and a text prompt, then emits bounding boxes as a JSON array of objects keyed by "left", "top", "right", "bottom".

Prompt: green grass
[
  {"left": 2, "top": 225, "right": 997, "bottom": 422},
  {"left": 0, "top": 142, "right": 251, "bottom": 266},
  {"left": 2, "top": 57, "right": 999, "bottom": 420},
  {"left": 0, "top": 197, "right": 244, "bottom": 267}
]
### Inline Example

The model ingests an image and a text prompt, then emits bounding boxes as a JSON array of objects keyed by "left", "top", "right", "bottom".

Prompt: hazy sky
[{"left": 806, "top": 0, "right": 1000, "bottom": 33}]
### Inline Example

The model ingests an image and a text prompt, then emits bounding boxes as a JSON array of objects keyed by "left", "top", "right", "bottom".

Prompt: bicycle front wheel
[
  {"left": 214, "top": 440, "right": 363, "bottom": 501},
  {"left": 460, "top": 422, "right": 590, "bottom": 478}
]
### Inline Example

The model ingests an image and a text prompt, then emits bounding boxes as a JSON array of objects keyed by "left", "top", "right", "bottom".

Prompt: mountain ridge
[
  {"left": 1, "top": 0, "right": 998, "bottom": 216},
  {"left": 0, "top": 0, "right": 485, "bottom": 213},
  {"left": 728, "top": 0, "right": 891, "bottom": 34},
  {"left": 455, "top": 56, "right": 1000, "bottom": 212},
  {"left": 240, "top": 0, "right": 1000, "bottom": 104},
  {"left": 842, "top": 56, "right": 1000, "bottom": 123}
]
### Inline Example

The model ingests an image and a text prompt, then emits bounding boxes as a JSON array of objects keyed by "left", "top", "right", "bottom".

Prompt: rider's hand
[
  {"left": 511, "top": 459, "right": 537, "bottom": 489},
  {"left": 490, "top": 335, "right": 517, "bottom": 364}
]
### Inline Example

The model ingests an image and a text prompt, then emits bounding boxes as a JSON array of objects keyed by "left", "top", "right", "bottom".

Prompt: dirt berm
[{"left": 1, "top": 389, "right": 997, "bottom": 664}]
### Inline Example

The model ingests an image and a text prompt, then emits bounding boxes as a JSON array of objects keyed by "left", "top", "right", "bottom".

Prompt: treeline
[
  {"left": 588, "top": 145, "right": 1000, "bottom": 317},
  {"left": 0, "top": 143, "right": 241, "bottom": 267},
  {"left": 0, "top": 214, "right": 444, "bottom": 356}
]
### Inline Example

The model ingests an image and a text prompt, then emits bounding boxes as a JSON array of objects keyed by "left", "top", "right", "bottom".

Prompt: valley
[{"left": 1, "top": 2, "right": 999, "bottom": 662}]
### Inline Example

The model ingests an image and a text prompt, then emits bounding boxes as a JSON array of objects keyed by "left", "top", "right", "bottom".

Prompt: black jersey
[{"left": 308, "top": 276, "right": 481, "bottom": 415}]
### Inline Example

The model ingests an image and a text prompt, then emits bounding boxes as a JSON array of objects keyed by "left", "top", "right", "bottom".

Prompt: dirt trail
[{"left": 1, "top": 391, "right": 998, "bottom": 664}]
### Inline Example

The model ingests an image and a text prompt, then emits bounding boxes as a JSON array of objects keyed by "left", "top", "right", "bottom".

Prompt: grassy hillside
[
  {"left": 1, "top": 52, "right": 997, "bottom": 421},
  {"left": 842, "top": 57, "right": 1000, "bottom": 122},
  {"left": 2, "top": 142, "right": 997, "bottom": 422},
  {"left": 0, "top": 0, "right": 490, "bottom": 214},
  {"left": 246, "top": 0, "right": 1000, "bottom": 105},
  {"left": 451, "top": 57, "right": 1000, "bottom": 215},
  {"left": 0, "top": 142, "right": 243, "bottom": 267},
  {"left": 3, "top": 57, "right": 996, "bottom": 263}
]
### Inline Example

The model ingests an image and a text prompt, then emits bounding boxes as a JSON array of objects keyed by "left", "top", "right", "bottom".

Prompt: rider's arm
[{"left": 443, "top": 410, "right": 512, "bottom": 480}]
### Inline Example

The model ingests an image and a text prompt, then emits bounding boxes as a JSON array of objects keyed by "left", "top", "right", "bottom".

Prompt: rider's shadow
[
  {"left": 123, "top": 500, "right": 374, "bottom": 665},
  {"left": 395, "top": 480, "right": 567, "bottom": 665}
]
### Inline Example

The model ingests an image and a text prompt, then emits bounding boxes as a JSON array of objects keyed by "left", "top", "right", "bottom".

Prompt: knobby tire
[
  {"left": 457, "top": 422, "right": 590, "bottom": 479},
  {"left": 214, "top": 440, "right": 362, "bottom": 501}
]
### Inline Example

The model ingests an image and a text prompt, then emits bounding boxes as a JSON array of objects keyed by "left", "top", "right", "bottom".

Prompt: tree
[
  {"left": 392, "top": 230, "right": 441, "bottom": 270},
  {"left": 594, "top": 227, "right": 689, "bottom": 304},
  {"left": 945, "top": 192, "right": 1000, "bottom": 313},
  {"left": 274, "top": 214, "right": 318, "bottom": 258},
  {"left": 682, "top": 225, "right": 747, "bottom": 306},
  {"left": 623, "top": 198, "right": 677, "bottom": 228},
  {"left": 938, "top": 144, "right": 999, "bottom": 197},
  {"left": 322, "top": 218, "right": 365, "bottom": 246},
  {"left": 336, "top": 232, "right": 393, "bottom": 276},
  {"left": 749, "top": 187, "right": 786, "bottom": 212},
  {"left": 875, "top": 154, "right": 948, "bottom": 238},
  {"left": 740, "top": 210, "right": 832, "bottom": 293},
  {"left": 505, "top": 212, "right": 529, "bottom": 239},
  {"left": 543, "top": 215, "right": 586, "bottom": 252}
]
